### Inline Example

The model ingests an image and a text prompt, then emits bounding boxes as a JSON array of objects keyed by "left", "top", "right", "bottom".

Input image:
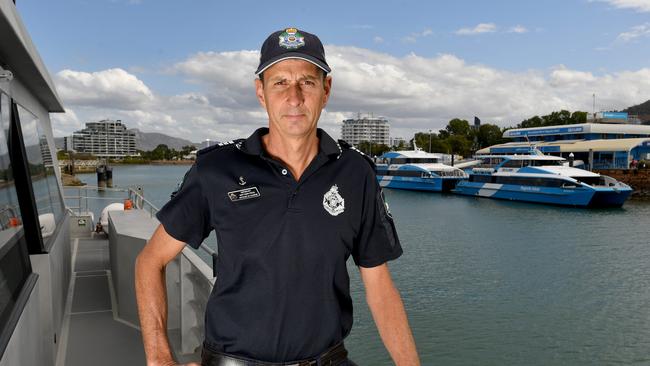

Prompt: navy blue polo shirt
[{"left": 156, "top": 128, "right": 402, "bottom": 362}]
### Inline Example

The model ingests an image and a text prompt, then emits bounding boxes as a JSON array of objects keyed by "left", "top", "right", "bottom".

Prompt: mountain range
[
  {"left": 623, "top": 100, "right": 650, "bottom": 124},
  {"left": 55, "top": 99, "right": 650, "bottom": 151},
  {"left": 54, "top": 129, "right": 205, "bottom": 151}
]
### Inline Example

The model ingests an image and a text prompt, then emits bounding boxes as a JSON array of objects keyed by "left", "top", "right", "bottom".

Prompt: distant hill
[
  {"left": 132, "top": 129, "right": 199, "bottom": 151},
  {"left": 54, "top": 129, "right": 203, "bottom": 151},
  {"left": 623, "top": 99, "right": 650, "bottom": 124}
]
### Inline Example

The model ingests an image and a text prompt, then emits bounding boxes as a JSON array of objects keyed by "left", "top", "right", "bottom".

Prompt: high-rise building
[
  {"left": 72, "top": 119, "right": 137, "bottom": 158},
  {"left": 389, "top": 137, "right": 406, "bottom": 147},
  {"left": 341, "top": 115, "right": 390, "bottom": 146}
]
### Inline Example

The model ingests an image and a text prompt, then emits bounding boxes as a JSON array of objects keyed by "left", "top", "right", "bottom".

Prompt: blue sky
[{"left": 15, "top": 0, "right": 650, "bottom": 142}]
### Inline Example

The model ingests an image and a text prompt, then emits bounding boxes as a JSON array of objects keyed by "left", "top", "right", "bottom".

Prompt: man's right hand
[{"left": 136, "top": 224, "right": 190, "bottom": 366}]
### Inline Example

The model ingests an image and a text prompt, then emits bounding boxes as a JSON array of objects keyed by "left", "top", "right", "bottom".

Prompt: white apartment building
[
  {"left": 341, "top": 115, "right": 390, "bottom": 146},
  {"left": 72, "top": 119, "right": 137, "bottom": 158}
]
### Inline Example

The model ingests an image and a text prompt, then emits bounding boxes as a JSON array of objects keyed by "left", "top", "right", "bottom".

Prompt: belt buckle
[{"left": 294, "top": 360, "right": 317, "bottom": 366}]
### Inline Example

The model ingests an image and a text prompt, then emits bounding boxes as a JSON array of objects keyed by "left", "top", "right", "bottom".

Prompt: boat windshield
[
  {"left": 572, "top": 176, "right": 604, "bottom": 186},
  {"left": 389, "top": 157, "right": 439, "bottom": 164},
  {"left": 476, "top": 157, "right": 504, "bottom": 168},
  {"left": 501, "top": 159, "right": 564, "bottom": 168}
]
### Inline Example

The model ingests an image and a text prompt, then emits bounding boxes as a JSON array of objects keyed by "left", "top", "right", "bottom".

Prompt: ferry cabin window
[
  {"left": 478, "top": 157, "right": 504, "bottom": 168},
  {"left": 502, "top": 160, "right": 523, "bottom": 168},
  {"left": 390, "top": 158, "right": 439, "bottom": 164},
  {"left": 0, "top": 93, "right": 23, "bottom": 251},
  {"left": 469, "top": 175, "right": 493, "bottom": 183},
  {"left": 374, "top": 169, "right": 425, "bottom": 177},
  {"left": 528, "top": 160, "right": 563, "bottom": 166},
  {"left": 15, "top": 104, "right": 64, "bottom": 231},
  {"left": 0, "top": 93, "right": 32, "bottom": 349},
  {"left": 495, "top": 176, "right": 566, "bottom": 187}
]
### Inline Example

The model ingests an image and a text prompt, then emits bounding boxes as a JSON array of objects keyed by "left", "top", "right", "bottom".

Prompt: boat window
[
  {"left": 376, "top": 169, "right": 425, "bottom": 177},
  {"left": 390, "top": 157, "right": 439, "bottom": 164},
  {"left": 469, "top": 174, "right": 493, "bottom": 183},
  {"left": 572, "top": 176, "right": 601, "bottom": 186},
  {"left": 495, "top": 176, "right": 566, "bottom": 187},
  {"left": 528, "top": 159, "right": 563, "bottom": 166},
  {"left": 0, "top": 92, "right": 33, "bottom": 354},
  {"left": 0, "top": 93, "right": 23, "bottom": 253},
  {"left": 15, "top": 103, "right": 65, "bottom": 237},
  {"left": 477, "top": 157, "right": 503, "bottom": 168},
  {"left": 502, "top": 160, "right": 523, "bottom": 168}
]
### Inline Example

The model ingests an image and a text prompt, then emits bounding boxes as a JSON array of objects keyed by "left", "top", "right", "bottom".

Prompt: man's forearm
[
  {"left": 135, "top": 253, "right": 176, "bottom": 366},
  {"left": 366, "top": 279, "right": 420, "bottom": 366}
]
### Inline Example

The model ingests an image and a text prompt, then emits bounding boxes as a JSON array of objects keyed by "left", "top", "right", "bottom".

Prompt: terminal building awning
[{"left": 478, "top": 138, "right": 650, "bottom": 155}]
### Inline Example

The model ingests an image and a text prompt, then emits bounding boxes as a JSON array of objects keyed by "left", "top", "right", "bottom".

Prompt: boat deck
[{"left": 57, "top": 235, "right": 197, "bottom": 365}]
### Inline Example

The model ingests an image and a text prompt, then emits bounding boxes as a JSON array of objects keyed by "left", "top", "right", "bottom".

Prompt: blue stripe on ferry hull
[
  {"left": 377, "top": 176, "right": 463, "bottom": 192},
  {"left": 453, "top": 182, "right": 597, "bottom": 207}
]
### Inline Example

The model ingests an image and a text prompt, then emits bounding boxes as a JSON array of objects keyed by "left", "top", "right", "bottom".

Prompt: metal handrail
[{"left": 64, "top": 185, "right": 218, "bottom": 275}]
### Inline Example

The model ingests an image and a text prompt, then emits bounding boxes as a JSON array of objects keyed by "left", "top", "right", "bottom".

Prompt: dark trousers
[{"left": 200, "top": 344, "right": 357, "bottom": 366}]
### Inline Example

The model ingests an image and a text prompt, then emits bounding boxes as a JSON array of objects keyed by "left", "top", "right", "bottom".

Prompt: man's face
[{"left": 255, "top": 59, "right": 332, "bottom": 138}]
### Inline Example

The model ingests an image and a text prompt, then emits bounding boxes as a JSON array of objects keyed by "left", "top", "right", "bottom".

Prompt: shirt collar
[{"left": 239, "top": 127, "right": 342, "bottom": 159}]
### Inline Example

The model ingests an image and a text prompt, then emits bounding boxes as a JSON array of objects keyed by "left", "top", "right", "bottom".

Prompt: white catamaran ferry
[
  {"left": 453, "top": 149, "right": 633, "bottom": 207},
  {"left": 375, "top": 148, "right": 468, "bottom": 192}
]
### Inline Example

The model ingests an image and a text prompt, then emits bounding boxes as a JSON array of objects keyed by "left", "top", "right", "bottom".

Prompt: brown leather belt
[{"left": 200, "top": 342, "right": 349, "bottom": 366}]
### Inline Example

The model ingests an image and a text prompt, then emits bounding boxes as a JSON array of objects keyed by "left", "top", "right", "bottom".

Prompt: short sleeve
[
  {"left": 352, "top": 171, "right": 403, "bottom": 267},
  {"left": 156, "top": 163, "right": 212, "bottom": 249}
]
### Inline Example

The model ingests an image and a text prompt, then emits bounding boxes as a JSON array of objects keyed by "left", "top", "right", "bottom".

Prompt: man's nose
[{"left": 286, "top": 83, "right": 303, "bottom": 106}]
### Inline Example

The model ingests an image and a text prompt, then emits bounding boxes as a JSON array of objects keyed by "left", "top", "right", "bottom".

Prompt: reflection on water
[{"left": 73, "top": 165, "right": 650, "bottom": 365}]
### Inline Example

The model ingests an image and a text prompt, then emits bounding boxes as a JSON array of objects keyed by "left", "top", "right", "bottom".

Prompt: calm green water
[{"left": 68, "top": 165, "right": 650, "bottom": 365}]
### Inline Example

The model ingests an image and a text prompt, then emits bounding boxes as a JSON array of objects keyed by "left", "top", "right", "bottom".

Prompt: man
[{"left": 135, "top": 27, "right": 420, "bottom": 366}]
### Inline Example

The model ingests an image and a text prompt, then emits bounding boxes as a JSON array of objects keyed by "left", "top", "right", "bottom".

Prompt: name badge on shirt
[{"left": 227, "top": 187, "right": 261, "bottom": 202}]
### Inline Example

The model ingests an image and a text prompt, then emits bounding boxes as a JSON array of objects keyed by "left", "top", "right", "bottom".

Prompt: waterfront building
[
  {"left": 341, "top": 115, "right": 390, "bottom": 146},
  {"left": 478, "top": 121, "right": 650, "bottom": 169},
  {"left": 389, "top": 136, "right": 406, "bottom": 147},
  {"left": 72, "top": 119, "right": 137, "bottom": 158},
  {"left": 200, "top": 139, "right": 218, "bottom": 149},
  {"left": 63, "top": 135, "right": 75, "bottom": 152},
  {"left": 586, "top": 111, "right": 642, "bottom": 124}
]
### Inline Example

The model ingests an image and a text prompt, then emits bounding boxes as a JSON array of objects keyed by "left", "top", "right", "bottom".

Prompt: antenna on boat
[
  {"left": 524, "top": 134, "right": 543, "bottom": 156},
  {"left": 412, "top": 137, "right": 421, "bottom": 151}
]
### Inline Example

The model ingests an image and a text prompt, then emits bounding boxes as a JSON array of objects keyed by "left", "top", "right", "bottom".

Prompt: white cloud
[
  {"left": 401, "top": 28, "right": 433, "bottom": 43},
  {"left": 617, "top": 23, "right": 650, "bottom": 41},
  {"left": 55, "top": 68, "right": 154, "bottom": 110},
  {"left": 508, "top": 25, "right": 528, "bottom": 34},
  {"left": 373, "top": 36, "right": 384, "bottom": 44},
  {"left": 52, "top": 47, "right": 650, "bottom": 143},
  {"left": 597, "top": 0, "right": 650, "bottom": 12},
  {"left": 456, "top": 23, "right": 497, "bottom": 35}
]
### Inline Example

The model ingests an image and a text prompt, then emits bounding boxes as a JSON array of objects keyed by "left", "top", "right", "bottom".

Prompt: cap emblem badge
[
  {"left": 323, "top": 185, "right": 345, "bottom": 216},
  {"left": 279, "top": 27, "right": 305, "bottom": 49}
]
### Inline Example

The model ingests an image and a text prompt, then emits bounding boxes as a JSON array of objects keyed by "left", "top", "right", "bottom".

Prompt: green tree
[
  {"left": 151, "top": 144, "right": 172, "bottom": 160},
  {"left": 57, "top": 150, "right": 69, "bottom": 160},
  {"left": 519, "top": 116, "right": 543, "bottom": 128},
  {"left": 357, "top": 141, "right": 390, "bottom": 157},
  {"left": 445, "top": 118, "right": 471, "bottom": 138},
  {"left": 446, "top": 135, "right": 472, "bottom": 157},
  {"left": 475, "top": 124, "right": 506, "bottom": 149},
  {"left": 571, "top": 111, "right": 587, "bottom": 124},
  {"left": 180, "top": 145, "right": 196, "bottom": 158}
]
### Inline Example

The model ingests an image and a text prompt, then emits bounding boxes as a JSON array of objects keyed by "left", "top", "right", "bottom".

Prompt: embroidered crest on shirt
[{"left": 323, "top": 185, "right": 345, "bottom": 216}]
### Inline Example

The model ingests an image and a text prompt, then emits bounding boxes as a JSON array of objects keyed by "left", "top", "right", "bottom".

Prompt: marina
[
  {"left": 2, "top": 1, "right": 650, "bottom": 365},
  {"left": 375, "top": 149, "right": 468, "bottom": 192},
  {"left": 71, "top": 165, "right": 650, "bottom": 365},
  {"left": 453, "top": 149, "right": 633, "bottom": 207}
]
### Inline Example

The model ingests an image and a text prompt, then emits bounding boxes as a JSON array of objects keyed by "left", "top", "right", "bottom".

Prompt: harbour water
[{"left": 67, "top": 165, "right": 650, "bottom": 365}]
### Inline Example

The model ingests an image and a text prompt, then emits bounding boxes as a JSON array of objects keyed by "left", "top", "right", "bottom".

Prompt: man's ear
[
  {"left": 255, "top": 78, "right": 266, "bottom": 109},
  {"left": 322, "top": 75, "right": 332, "bottom": 107}
]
